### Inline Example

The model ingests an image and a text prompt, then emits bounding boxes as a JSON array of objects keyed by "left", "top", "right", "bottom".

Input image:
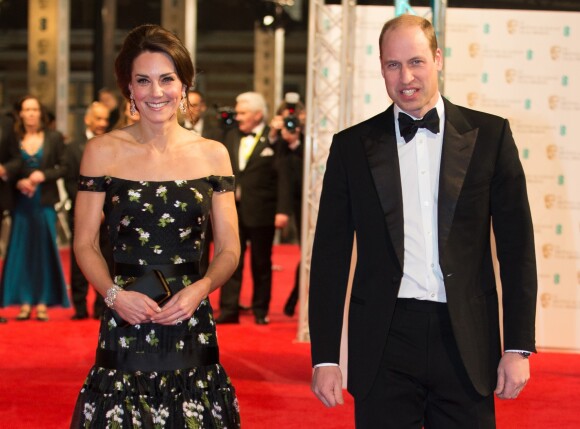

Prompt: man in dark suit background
[
  {"left": 64, "top": 101, "right": 111, "bottom": 320},
  {"left": 216, "top": 91, "right": 291, "bottom": 325},
  {"left": 0, "top": 112, "right": 22, "bottom": 323},
  {"left": 309, "top": 15, "right": 537, "bottom": 428},
  {"left": 180, "top": 89, "right": 220, "bottom": 140}
]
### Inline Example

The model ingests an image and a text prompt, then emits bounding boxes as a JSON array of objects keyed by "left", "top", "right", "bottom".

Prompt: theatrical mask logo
[
  {"left": 546, "top": 144, "right": 558, "bottom": 160},
  {"left": 550, "top": 45, "right": 562, "bottom": 61},
  {"left": 468, "top": 43, "right": 480, "bottom": 58},
  {"left": 548, "top": 95, "right": 560, "bottom": 110},
  {"left": 544, "top": 194, "right": 556, "bottom": 209},
  {"left": 507, "top": 20, "right": 519, "bottom": 35},
  {"left": 505, "top": 69, "right": 517, "bottom": 84},
  {"left": 467, "top": 92, "right": 479, "bottom": 107},
  {"left": 540, "top": 293, "right": 552, "bottom": 308},
  {"left": 542, "top": 243, "right": 554, "bottom": 259}
]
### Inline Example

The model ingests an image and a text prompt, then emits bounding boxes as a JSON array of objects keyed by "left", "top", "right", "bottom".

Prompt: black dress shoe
[
  {"left": 255, "top": 316, "right": 269, "bottom": 325},
  {"left": 0, "top": 316, "right": 7, "bottom": 323},
  {"left": 283, "top": 303, "right": 295, "bottom": 317},
  {"left": 71, "top": 314, "right": 88, "bottom": 321},
  {"left": 215, "top": 314, "right": 239, "bottom": 324}
]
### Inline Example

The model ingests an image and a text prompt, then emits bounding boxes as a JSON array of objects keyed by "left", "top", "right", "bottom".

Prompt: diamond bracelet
[{"left": 104, "top": 284, "right": 123, "bottom": 309}]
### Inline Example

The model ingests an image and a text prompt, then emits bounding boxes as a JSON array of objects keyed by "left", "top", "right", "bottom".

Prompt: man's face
[
  {"left": 187, "top": 92, "right": 206, "bottom": 124},
  {"left": 235, "top": 101, "right": 263, "bottom": 134},
  {"left": 85, "top": 104, "right": 110, "bottom": 136},
  {"left": 380, "top": 24, "right": 442, "bottom": 118}
]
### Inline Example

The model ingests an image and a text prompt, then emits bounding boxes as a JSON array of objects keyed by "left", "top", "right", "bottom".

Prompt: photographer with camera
[{"left": 268, "top": 92, "right": 305, "bottom": 317}]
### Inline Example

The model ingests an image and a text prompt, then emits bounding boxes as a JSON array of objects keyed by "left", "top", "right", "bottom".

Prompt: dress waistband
[
  {"left": 95, "top": 346, "right": 219, "bottom": 372},
  {"left": 114, "top": 262, "right": 200, "bottom": 278}
]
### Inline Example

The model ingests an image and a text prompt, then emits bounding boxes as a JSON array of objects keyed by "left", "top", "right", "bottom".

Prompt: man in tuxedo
[
  {"left": 181, "top": 89, "right": 220, "bottom": 140},
  {"left": 216, "top": 91, "right": 291, "bottom": 325},
  {"left": 309, "top": 15, "right": 537, "bottom": 428},
  {"left": 64, "top": 101, "right": 112, "bottom": 320},
  {"left": 0, "top": 113, "right": 22, "bottom": 323}
]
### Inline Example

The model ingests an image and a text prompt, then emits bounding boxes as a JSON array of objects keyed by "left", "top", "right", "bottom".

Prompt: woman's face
[
  {"left": 19, "top": 98, "right": 42, "bottom": 129},
  {"left": 129, "top": 51, "right": 184, "bottom": 124}
]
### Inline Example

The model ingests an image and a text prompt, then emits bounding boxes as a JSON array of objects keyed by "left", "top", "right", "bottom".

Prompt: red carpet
[{"left": 1, "top": 244, "right": 579, "bottom": 428}]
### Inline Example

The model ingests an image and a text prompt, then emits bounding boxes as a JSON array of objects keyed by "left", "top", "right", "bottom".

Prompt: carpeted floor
[{"left": 0, "top": 244, "right": 579, "bottom": 428}]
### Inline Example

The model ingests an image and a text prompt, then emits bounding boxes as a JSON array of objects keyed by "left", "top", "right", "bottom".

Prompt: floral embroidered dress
[{"left": 70, "top": 175, "right": 240, "bottom": 429}]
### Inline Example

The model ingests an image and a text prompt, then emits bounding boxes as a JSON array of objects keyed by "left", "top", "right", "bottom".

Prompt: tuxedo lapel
[
  {"left": 438, "top": 99, "right": 478, "bottom": 251},
  {"left": 363, "top": 108, "right": 404, "bottom": 270}
]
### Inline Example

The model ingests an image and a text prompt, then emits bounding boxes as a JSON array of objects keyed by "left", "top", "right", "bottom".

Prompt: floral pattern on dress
[{"left": 71, "top": 176, "right": 240, "bottom": 429}]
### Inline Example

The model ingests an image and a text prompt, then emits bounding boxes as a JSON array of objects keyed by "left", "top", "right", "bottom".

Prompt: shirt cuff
[{"left": 313, "top": 363, "right": 339, "bottom": 368}]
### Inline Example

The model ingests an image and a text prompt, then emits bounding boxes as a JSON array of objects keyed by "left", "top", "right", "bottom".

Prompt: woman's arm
[
  {"left": 75, "top": 136, "right": 162, "bottom": 325},
  {"left": 152, "top": 141, "right": 240, "bottom": 325}
]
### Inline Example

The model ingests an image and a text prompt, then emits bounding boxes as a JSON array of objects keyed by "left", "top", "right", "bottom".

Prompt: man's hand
[
  {"left": 275, "top": 213, "right": 289, "bottom": 229},
  {"left": 495, "top": 352, "right": 530, "bottom": 399},
  {"left": 312, "top": 366, "right": 345, "bottom": 407}
]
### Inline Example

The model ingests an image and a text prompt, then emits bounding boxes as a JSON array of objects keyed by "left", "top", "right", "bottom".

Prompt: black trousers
[
  {"left": 355, "top": 299, "right": 496, "bottom": 429},
  {"left": 219, "top": 223, "right": 275, "bottom": 319},
  {"left": 69, "top": 212, "right": 112, "bottom": 317}
]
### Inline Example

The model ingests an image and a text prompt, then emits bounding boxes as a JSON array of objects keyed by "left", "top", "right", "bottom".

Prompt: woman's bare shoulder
[
  {"left": 80, "top": 132, "right": 129, "bottom": 176},
  {"left": 198, "top": 138, "right": 232, "bottom": 175}
]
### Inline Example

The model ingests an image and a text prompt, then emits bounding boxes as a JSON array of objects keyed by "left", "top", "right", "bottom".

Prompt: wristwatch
[{"left": 518, "top": 352, "right": 531, "bottom": 359}]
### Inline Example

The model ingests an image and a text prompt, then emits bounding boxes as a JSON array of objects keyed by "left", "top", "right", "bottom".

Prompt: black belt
[
  {"left": 95, "top": 346, "right": 219, "bottom": 372},
  {"left": 114, "top": 262, "right": 200, "bottom": 278},
  {"left": 396, "top": 298, "right": 449, "bottom": 315}
]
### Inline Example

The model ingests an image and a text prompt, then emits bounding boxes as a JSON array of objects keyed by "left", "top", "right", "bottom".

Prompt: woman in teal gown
[{"left": 0, "top": 95, "right": 69, "bottom": 320}]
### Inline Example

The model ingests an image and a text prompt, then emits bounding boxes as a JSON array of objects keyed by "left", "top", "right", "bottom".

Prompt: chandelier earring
[
  {"left": 129, "top": 92, "right": 137, "bottom": 117},
  {"left": 179, "top": 90, "right": 187, "bottom": 114}
]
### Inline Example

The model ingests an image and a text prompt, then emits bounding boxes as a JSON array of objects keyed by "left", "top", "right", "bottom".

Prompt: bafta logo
[
  {"left": 550, "top": 45, "right": 562, "bottom": 61},
  {"left": 542, "top": 244, "right": 554, "bottom": 259},
  {"left": 467, "top": 92, "right": 479, "bottom": 107},
  {"left": 540, "top": 293, "right": 552, "bottom": 309},
  {"left": 544, "top": 194, "right": 556, "bottom": 209},
  {"left": 468, "top": 43, "right": 480, "bottom": 58},
  {"left": 548, "top": 95, "right": 560, "bottom": 110},
  {"left": 505, "top": 69, "right": 517, "bottom": 84},
  {"left": 546, "top": 144, "right": 558, "bottom": 160},
  {"left": 507, "top": 19, "right": 519, "bottom": 34}
]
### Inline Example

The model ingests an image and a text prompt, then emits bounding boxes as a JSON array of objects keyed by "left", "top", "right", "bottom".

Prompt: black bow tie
[
  {"left": 241, "top": 131, "right": 256, "bottom": 138},
  {"left": 398, "top": 108, "right": 440, "bottom": 143}
]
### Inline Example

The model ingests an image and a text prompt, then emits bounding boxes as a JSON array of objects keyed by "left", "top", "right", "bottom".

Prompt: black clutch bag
[{"left": 112, "top": 269, "right": 172, "bottom": 326}]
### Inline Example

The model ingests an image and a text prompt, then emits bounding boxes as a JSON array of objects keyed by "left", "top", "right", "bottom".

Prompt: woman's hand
[
  {"left": 151, "top": 277, "right": 212, "bottom": 326},
  {"left": 112, "top": 290, "right": 162, "bottom": 326},
  {"left": 16, "top": 178, "right": 37, "bottom": 197},
  {"left": 28, "top": 170, "right": 46, "bottom": 185}
]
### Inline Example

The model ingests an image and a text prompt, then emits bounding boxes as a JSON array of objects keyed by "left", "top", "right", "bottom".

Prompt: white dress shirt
[{"left": 395, "top": 95, "right": 447, "bottom": 302}]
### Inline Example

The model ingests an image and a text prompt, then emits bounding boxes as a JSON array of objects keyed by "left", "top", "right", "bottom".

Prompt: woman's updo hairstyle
[{"left": 115, "top": 24, "right": 195, "bottom": 101}]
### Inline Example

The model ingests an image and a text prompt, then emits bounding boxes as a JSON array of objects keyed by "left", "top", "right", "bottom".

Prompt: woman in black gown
[{"left": 70, "top": 24, "right": 241, "bottom": 428}]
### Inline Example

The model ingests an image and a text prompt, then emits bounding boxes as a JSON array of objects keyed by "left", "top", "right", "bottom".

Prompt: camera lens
[{"left": 283, "top": 115, "right": 298, "bottom": 133}]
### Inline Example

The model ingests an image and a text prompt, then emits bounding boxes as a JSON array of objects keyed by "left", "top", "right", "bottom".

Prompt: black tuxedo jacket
[
  {"left": 309, "top": 98, "right": 537, "bottom": 399},
  {"left": 0, "top": 115, "right": 22, "bottom": 211},
  {"left": 221, "top": 126, "right": 291, "bottom": 227},
  {"left": 63, "top": 136, "right": 88, "bottom": 207}
]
